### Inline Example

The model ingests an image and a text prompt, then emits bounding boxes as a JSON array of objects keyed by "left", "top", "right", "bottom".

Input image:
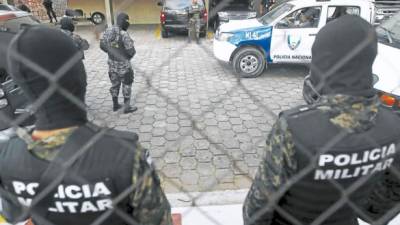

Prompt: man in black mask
[
  {"left": 243, "top": 15, "right": 400, "bottom": 225},
  {"left": 60, "top": 17, "right": 89, "bottom": 55},
  {"left": 0, "top": 26, "right": 172, "bottom": 225},
  {"left": 100, "top": 12, "right": 137, "bottom": 113}
]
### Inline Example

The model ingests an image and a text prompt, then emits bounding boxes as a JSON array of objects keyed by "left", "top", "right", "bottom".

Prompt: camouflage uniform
[
  {"left": 363, "top": 158, "right": 400, "bottom": 222},
  {"left": 243, "top": 94, "right": 382, "bottom": 225},
  {"left": 60, "top": 29, "right": 89, "bottom": 54},
  {"left": 16, "top": 128, "right": 173, "bottom": 225},
  {"left": 100, "top": 26, "right": 135, "bottom": 99},
  {"left": 188, "top": 2, "right": 202, "bottom": 42},
  {"left": 60, "top": 29, "right": 89, "bottom": 52}
]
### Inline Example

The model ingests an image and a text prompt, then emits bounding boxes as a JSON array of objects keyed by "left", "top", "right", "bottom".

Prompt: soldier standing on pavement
[
  {"left": 60, "top": 17, "right": 89, "bottom": 56},
  {"left": 243, "top": 15, "right": 400, "bottom": 225},
  {"left": 42, "top": 0, "right": 57, "bottom": 23},
  {"left": 100, "top": 13, "right": 137, "bottom": 113},
  {"left": 1, "top": 26, "right": 172, "bottom": 225},
  {"left": 188, "top": 0, "right": 202, "bottom": 44}
]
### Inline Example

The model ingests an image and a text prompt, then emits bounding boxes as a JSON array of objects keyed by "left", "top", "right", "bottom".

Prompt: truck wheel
[
  {"left": 161, "top": 27, "right": 169, "bottom": 38},
  {"left": 91, "top": 12, "right": 105, "bottom": 25},
  {"left": 232, "top": 47, "right": 266, "bottom": 78}
]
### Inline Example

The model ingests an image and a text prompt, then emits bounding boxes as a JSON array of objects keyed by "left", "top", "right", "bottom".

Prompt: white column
[
  {"left": 104, "top": 0, "right": 113, "bottom": 27},
  {"left": 206, "top": 0, "right": 209, "bottom": 31},
  {"left": 1, "top": 0, "right": 8, "bottom": 4}
]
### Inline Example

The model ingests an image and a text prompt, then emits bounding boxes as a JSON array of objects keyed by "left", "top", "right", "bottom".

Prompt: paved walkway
[{"left": 77, "top": 25, "right": 308, "bottom": 193}]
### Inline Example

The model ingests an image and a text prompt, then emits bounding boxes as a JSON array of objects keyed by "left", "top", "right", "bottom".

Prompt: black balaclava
[
  {"left": 7, "top": 26, "right": 87, "bottom": 130},
  {"left": 309, "top": 15, "right": 377, "bottom": 98},
  {"left": 116, "top": 13, "right": 130, "bottom": 31},
  {"left": 60, "top": 16, "right": 75, "bottom": 32}
]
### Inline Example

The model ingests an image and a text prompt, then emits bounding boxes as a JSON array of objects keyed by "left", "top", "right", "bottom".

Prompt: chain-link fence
[{"left": 0, "top": 0, "right": 400, "bottom": 225}]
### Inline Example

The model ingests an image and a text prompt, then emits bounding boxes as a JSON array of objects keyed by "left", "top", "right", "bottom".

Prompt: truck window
[
  {"left": 277, "top": 7, "right": 321, "bottom": 29},
  {"left": 165, "top": 0, "right": 204, "bottom": 10},
  {"left": 258, "top": 3, "right": 294, "bottom": 25},
  {"left": 327, "top": 6, "right": 360, "bottom": 23},
  {"left": 377, "top": 12, "right": 400, "bottom": 49}
]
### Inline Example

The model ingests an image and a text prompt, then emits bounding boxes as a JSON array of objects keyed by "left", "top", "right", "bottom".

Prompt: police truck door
[{"left": 270, "top": 6, "right": 323, "bottom": 63}]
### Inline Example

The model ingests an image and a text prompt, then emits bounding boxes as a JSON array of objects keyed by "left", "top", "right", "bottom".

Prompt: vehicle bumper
[
  {"left": 213, "top": 39, "right": 237, "bottom": 62},
  {"left": 163, "top": 22, "right": 206, "bottom": 31}
]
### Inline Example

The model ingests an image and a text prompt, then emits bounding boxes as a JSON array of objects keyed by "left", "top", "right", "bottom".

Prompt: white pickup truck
[
  {"left": 213, "top": 0, "right": 391, "bottom": 78},
  {"left": 373, "top": 11, "right": 400, "bottom": 114}
]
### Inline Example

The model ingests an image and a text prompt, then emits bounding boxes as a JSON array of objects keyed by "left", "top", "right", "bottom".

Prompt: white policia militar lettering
[
  {"left": 315, "top": 143, "right": 396, "bottom": 180},
  {"left": 11, "top": 181, "right": 113, "bottom": 213},
  {"left": 373, "top": 11, "right": 400, "bottom": 113},
  {"left": 213, "top": 0, "right": 389, "bottom": 78}
]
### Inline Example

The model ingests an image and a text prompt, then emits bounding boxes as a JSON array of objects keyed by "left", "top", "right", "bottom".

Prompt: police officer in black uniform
[
  {"left": 0, "top": 26, "right": 172, "bottom": 225},
  {"left": 243, "top": 15, "right": 400, "bottom": 225}
]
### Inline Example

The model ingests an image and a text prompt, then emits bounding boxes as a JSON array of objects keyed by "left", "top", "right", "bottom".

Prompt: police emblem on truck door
[{"left": 288, "top": 35, "right": 302, "bottom": 50}]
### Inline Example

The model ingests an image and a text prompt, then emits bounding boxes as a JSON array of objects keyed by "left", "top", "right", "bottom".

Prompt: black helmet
[
  {"left": 116, "top": 13, "right": 130, "bottom": 31},
  {"left": 7, "top": 26, "right": 87, "bottom": 130},
  {"left": 60, "top": 16, "right": 75, "bottom": 32},
  {"left": 303, "top": 15, "right": 377, "bottom": 104}
]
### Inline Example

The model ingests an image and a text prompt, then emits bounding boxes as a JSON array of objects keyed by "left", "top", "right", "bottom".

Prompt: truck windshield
[
  {"left": 165, "top": 0, "right": 204, "bottom": 10},
  {"left": 377, "top": 12, "right": 400, "bottom": 48},
  {"left": 258, "top": 3, "right": 294, "bottom": 25}
]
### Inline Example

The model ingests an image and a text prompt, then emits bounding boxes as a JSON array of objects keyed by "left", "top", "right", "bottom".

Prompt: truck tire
[
  {"left": 91, "top": 12, "right": 105, "bottom": 25},
  {"left": 232, "top": 47, "right": 266, "bottom": 78}
]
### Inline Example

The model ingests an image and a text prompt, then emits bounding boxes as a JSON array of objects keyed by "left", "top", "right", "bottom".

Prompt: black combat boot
[
  {"left": 123, "top": 98, "right": 138, "bottom": 114},
  {"left": 112, "top": 97, "right": 122, "bottom": 112}
]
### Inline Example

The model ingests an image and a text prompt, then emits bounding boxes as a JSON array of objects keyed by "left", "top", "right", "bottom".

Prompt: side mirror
[
  {"left": 157, "top": 1, "right": 163, "bottom": 6},
  {"left": 275, "top": 20, "right": 288, "bottom": 28}
]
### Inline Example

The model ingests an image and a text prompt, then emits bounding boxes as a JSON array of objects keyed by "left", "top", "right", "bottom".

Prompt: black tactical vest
[
  {"left": 0, "top": 124, "right": 138, "bottom": 225},
  {"left": 273, "top": 106, "right": 400, "bottom": 225},
  {"left": 108, "top": 32, "right": 131, "bottom": 62}
]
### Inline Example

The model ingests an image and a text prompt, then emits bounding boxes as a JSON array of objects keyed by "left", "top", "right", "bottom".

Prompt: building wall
[
  {"left": 113, "top": 0, "right": 160, "bottom": 24},
  {"left": 17, "top": 0, "right": 67, "bottom": 20},
  {"left": 66, "top": 0, "right": 210, "bottom": 25},
  {"left": 67, "top": 0, "right": 106, "bottom": 18}
]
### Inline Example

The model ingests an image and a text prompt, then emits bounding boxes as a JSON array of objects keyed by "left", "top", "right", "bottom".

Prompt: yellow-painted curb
[{"left": 155, "top": 25, "right": 161, "bottom": 39}]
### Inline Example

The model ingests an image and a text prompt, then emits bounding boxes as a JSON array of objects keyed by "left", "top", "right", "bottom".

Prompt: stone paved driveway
[{"left": 78, "top": 25, "right": 308, "bottom": 193}]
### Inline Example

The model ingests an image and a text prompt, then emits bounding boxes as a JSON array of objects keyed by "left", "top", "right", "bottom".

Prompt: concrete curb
[{"left": 167, "top": 189, "right": 248, "bottom": 208}]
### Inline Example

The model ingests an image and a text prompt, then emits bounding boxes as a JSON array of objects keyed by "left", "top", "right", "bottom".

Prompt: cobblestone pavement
[{"left": 78, "top": 25, "right": 308, "bottom": 193}]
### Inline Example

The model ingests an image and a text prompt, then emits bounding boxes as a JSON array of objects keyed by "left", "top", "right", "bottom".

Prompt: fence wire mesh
[{"left": 0, "top": 0, "right": 400, "bottom": 225}]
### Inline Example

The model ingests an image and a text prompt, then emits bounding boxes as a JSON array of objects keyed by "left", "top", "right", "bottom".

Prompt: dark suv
[
  {"left": 210, "top": 0, "right": 257, "bottom": 31},
  {"left": 157, "top": 0, "right": 208, "bottom": 38},
  {"left": 0, "top": 10, "right": 37, "bottom": 135}
]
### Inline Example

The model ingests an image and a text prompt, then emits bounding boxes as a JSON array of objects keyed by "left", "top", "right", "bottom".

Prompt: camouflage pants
[
  {"left": 188, "top": 18, "right": 201, "bottom": 40},
  {"left": 108, "top": 71, "right": 133, "bottom": 98}
]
